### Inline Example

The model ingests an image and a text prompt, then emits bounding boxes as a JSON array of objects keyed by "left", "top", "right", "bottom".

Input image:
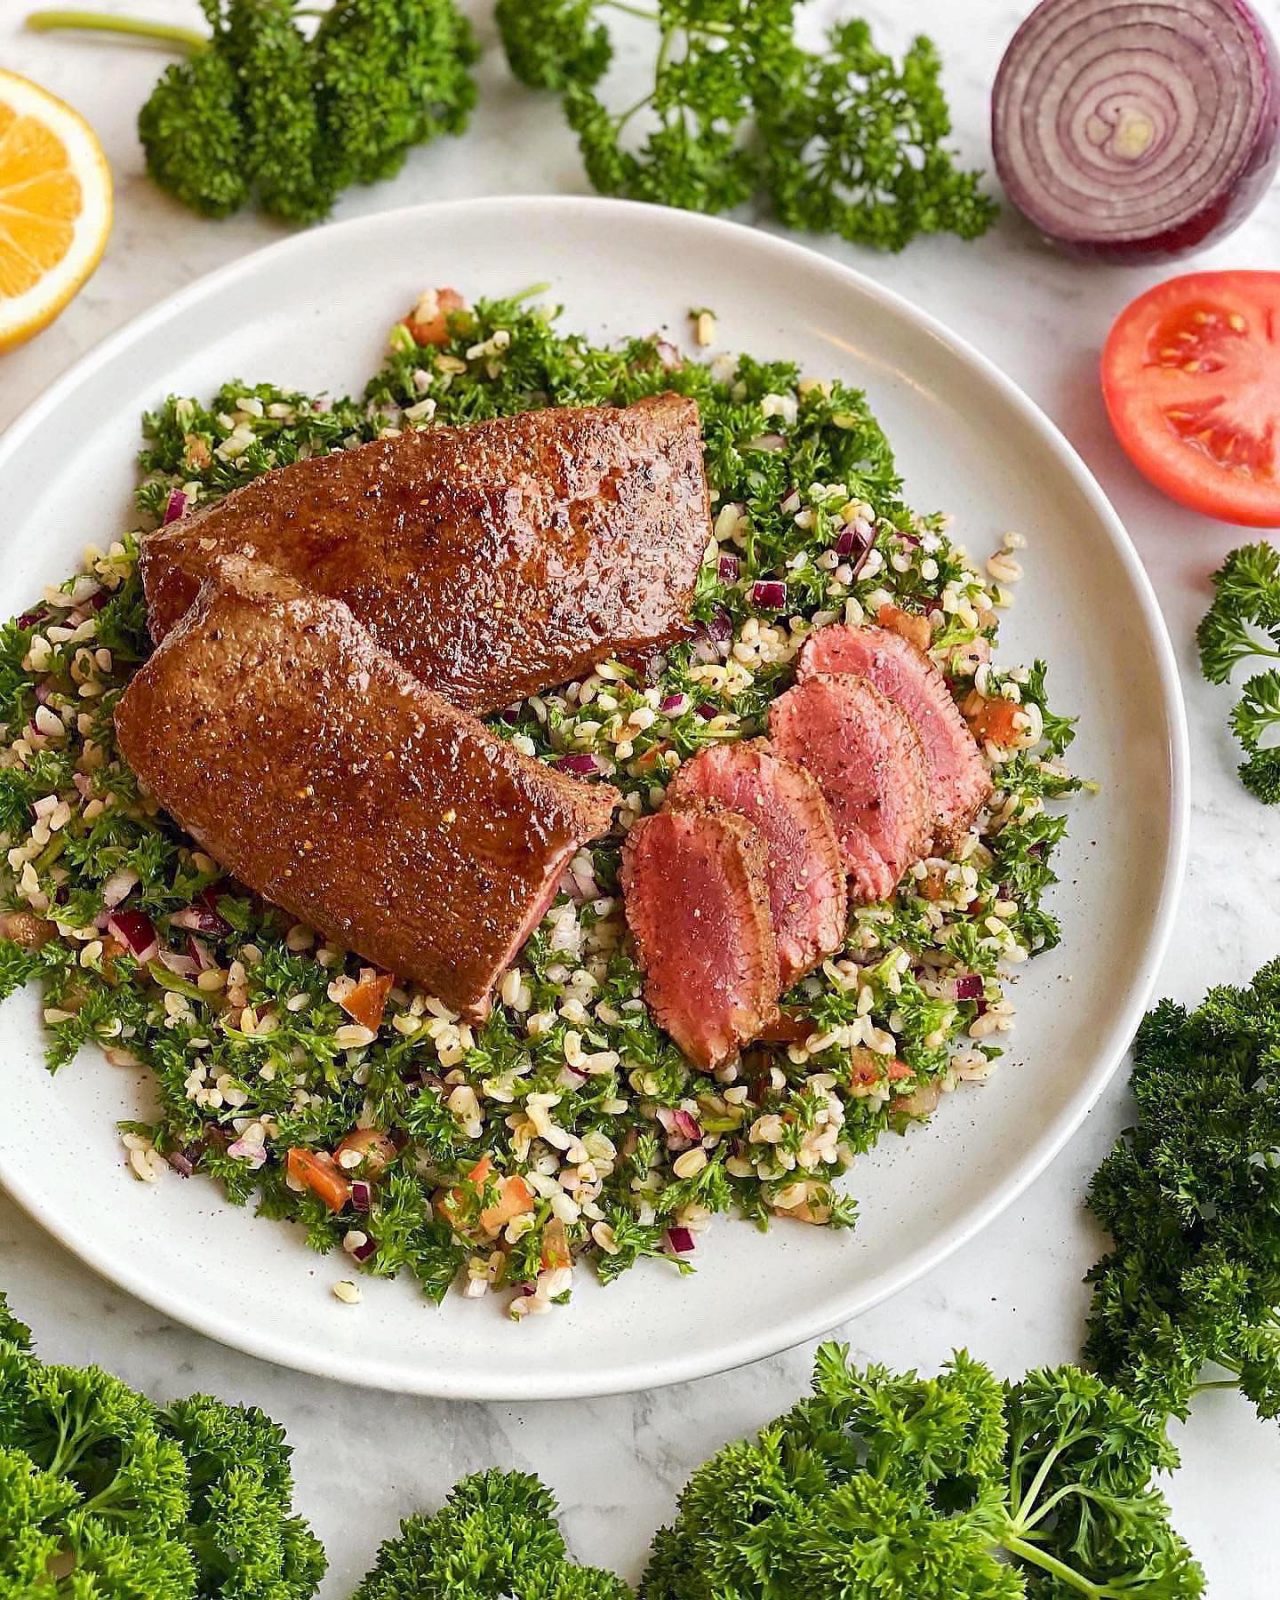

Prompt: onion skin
[{"left": 992, "top": 0, "right": 1280, "bottom": 262}]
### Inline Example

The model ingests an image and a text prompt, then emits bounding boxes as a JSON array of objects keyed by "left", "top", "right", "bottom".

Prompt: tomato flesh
[{"left": 1101, "top": 271, "right": 1280, "bottom": 528}]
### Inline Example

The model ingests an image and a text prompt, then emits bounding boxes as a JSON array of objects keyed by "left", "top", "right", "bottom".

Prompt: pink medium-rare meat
[
  {"left": 140, "top": 394, "right": 711, "bottom": 714},
  {"left": 798, "top": 624, "right": 992, "bottom": 850},
  {"left": 665, "top": 742, "right": 846, "bottom": 986},
  {"left": 769, "top": 673, "right": 932, "bottom": 904},
  {"left": 113, "top": 555, "right": 619, "bottom": 1020},
  {"left": 621, "top": 801, "right": 779, "bottom": 1070}
]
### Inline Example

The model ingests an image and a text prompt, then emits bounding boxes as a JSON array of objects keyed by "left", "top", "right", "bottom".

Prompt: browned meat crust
[
  {"left": 665, "top": 741, "right": 847, "bottom": 986},
  {"left": 114, "top": 555, "right": 619, "bottom": 1019},
  {"left": 620, "top": 799, "right": 779, "bottom": 1071},
  {"left": 141, "top": 394, "right": 711, "bottom": 714}
]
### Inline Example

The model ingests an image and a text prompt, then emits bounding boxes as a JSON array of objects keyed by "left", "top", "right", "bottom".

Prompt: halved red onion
[
  {"left": 163, "top": 489, "right": 189, "bottom": 524},
  {"left": 993, "top": 0, "right": 1280, "bottom": 260},
  {"left": 665, "top": 1226, "right": 696, "bottom": 1255},
  {"left": 751, "top": 579, "right": 787, "bottom": 611},
  {"left": 556, "top": 752, "right": 600, "bottom": 776},
  {"left": 106, "top": 910, "right": 158, "bottom": 963},
  {"left": 718, "top": 552, "right": 740, "bottom": 583}
]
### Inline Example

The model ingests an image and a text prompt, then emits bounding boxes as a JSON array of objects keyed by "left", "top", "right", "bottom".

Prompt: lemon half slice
[{"left": 0, "top": 69, "right": 112, "bottom": 353}]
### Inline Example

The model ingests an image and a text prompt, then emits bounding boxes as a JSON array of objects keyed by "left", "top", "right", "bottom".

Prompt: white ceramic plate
[{"left": 0, "top": 197, "right": 1187, "bottom": 1398}]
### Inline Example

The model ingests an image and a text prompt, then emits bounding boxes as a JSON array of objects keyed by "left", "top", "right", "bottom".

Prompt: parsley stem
[
  {"left": 1001, "top": 1535, "right": 1108, "bottom": 1597},
  {"left": 24, "top": 9, "right": 210, "bottom": 53}
]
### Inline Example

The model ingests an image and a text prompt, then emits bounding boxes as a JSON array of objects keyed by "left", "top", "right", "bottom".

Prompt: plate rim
[{"left": 0, "top": 194, "right": 1190, "bottom": 1398}]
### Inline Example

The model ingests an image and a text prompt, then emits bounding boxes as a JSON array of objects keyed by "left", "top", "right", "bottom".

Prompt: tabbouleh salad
[{"left": 0, "top": 291, "right": 1082, "bottom": 1317}]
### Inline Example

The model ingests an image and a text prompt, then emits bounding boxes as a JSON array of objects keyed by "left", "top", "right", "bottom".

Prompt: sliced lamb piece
[
  {"left": 769, "top": 673, "right": 932, "bottom": 903},
  {"left": 141, "top": 394, "right": 710, "bottom": 715},
  {"left": 665, "top": 741, "right": 846, "bottom": 986},
  {"left": 114, "top": 555, "right": 619, "bottom": 1021},
  {"left": 797, "top": 623, "right": 992, "bottom": 851},
  {"left": 621, "top": 800, "right": 779, "bottom": 1070}
]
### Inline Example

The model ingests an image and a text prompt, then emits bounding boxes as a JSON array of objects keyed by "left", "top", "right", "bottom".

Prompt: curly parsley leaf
[
  {"left": 1087, "top": 960, "right": 1280, "bottom": 1426},
  {"left": 754, "top": 22, "right": 997, "bottom": 251},
  {"left": 1197, "top": 544, "right": 1280, "bottom": 801}
]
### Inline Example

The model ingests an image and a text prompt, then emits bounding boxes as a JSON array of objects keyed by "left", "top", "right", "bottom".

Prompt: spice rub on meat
[
  {"left": 141, "top": 394, "right": 711, "bottom": 714},
  {"left": 114, "top": 556, "right": 619, "bottom": 1019},
  {"left": 621, "top": 801, "right": 779, "bottom": 1071}
]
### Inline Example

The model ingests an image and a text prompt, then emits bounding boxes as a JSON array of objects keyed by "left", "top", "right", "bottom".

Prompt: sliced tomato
[{"left": 1102, "top": 271, "right": 1280, "bottom": 528}]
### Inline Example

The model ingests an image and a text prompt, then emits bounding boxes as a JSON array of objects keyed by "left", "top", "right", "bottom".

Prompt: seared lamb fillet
[
  {"left": 114, "top": 555, "right": 619, "bottom": 1019},
  {"left": 141, "top": 394, "right": 711, "bottom": 713},
  {"left": 665, "top": 742, "right": 846, "bottom": 986},
  {"left": 798, "top": 624, "right": 991, "bottom": 850},
  {"left": 621, "top": 801, "right": 779, "bottom": 1070},
  {"left": 769, "top": 673, "right": 932, "bottom": 904}
]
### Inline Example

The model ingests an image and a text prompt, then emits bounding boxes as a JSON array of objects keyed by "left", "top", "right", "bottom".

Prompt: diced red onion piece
[
  {"left": 779, "top": 488, "right": 802, "bottom": 516},
  {"left": 992, "top": 0, "right": 1280, "bottom": 261},
  {"left": 657, "top": 1106, "right": 702, "bottom": 1142},
  {"left": 659, "top": 692, "right": 686, "bottom": 713},
  {"left": 704, "top": 605, "right": 734, "bottom": 642},
  {"left": 954, "top": 972, "right": 984, "bottom": 1001},
  {"left": 655, "top": 339, "right": 682, "bottom": 371},
  {"left": 186, "top": 935, "right": 216, "bottom": 971},
  {"left": 101, "top": 867, "right": 139, "bottom": 910},
  {"left": 695, "top": 703, "right": 719, "bottom": 721},
  {"left": 747, "top": 433, "right": 785, "bottom": 452},
  {"left": 350, "top": 1179, "right": 373, "bottom": 1213},
  {"left": 167, "top": 1148, "right": 197, "bottom": 1178},
  {"left": 350, "top": 1233, "right": 377, "bottom": 1261},
  {"left": 833, "top": 524, "right": 874, "bottom": 573},
  {"left": 106, "top": 910, "right": 158, "bottom": 963},
  {"left": 556, "top": 753, "right": 600, "bottom": 776},
  {"left": 751, "top": 579, "right": 787, "bottom": 611},
  {"left": 33, "top": 682, "right": 51, "bottom": 706},
  {"left": 157, "top": 948, "right": 200, "bottom": 977},
  {"left": 718, "top": 553, "right": 740, "bottom": 583},
  {"left": 171, "top": 901, "right": 230, "bottom": 936},
  {"left": 163, "top": 489, "right": 189, "bottom": 524},
  {"left": 666, "top": 1226, "right": 696, "bottom": 1255}
]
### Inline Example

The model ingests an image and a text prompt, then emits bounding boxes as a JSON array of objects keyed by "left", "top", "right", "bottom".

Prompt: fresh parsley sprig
[
  {"left": 1197, "top": 541, "right": 1280, "bottom": 802},
  {"left": 496, "top": 1, "right": 995, "bottom": 251}
]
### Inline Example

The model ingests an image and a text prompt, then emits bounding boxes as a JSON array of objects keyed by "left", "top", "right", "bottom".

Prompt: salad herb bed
[{"left": 0, "top": 293, "right": 1080, "bottom": 1314}]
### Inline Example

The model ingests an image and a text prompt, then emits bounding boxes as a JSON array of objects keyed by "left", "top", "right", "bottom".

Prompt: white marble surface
[{"left": 2, "top": 0, "right": 1279, "bottom": 1591}]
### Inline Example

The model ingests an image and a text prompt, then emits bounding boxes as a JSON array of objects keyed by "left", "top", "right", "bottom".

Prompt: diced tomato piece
[
  {"left": 286, "top": 1147, "right": 350, "bottom": 1213},
  {"left": 333, "top": 1126, "right": 398, "bottom": 1177},
  {"left": 967, "top": 696, "right": 1021, "bottom": 747},
  {"left": 402, "top": 286, "right": 467, "bottom": 348},
  {"left": 438, "top": 1156, "right": 493, "bottom": 1231},
  {"left": 339, "top": 968, "right": 394, "bottom": 1032},
  {"left": 876, "top": 603, "right": 931, "bottom": 653},
  {"left": 480, "top": 1174, "right": 536, "bottom": 1238},
  {"left": 540, "top": 1217, "right": 572, "bottom": 1271}
]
